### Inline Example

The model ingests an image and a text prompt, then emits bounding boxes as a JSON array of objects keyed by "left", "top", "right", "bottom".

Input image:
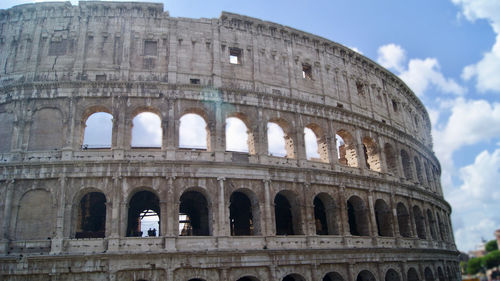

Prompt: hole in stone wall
[
  {"left": 401, "top": 150, "right": 413, "bottom": 180},
  {"left": 83, "top": 112, "right": 113, "bottom": 149},
  {"left": 226, "top": 117, "right": 249, "bottom": 153},
  {"left": 131, "top": 112, "right": 162, "bottom": 148},
  {"left": 356, "top": 270, "right": 376, "bottom": 281},
  {"left": 362, "top": 137, "right": 381, "bottom": 172},
  {"left": 323, "top": 272, "right": 344, "bottom": 281},
  {"left": 396, "top": 203, "right": 411, "bottom": 238},
  {"left": 179, "top": 191, "right": 210, "bottom": 236},
  {"left": 385, "top": 269, "right": 401, "bottom": 281},
  {"left": 336, "top": 130, "right": 358, "bottom": 167},
  {"left": 126, "top": 191, "right": 160, "bottom": 237},
  {"left": 179, "top": 113, "right": 208, "bottom": 150},
  {"left": 229, "top": 47, "right": 242, "bottom": 64},
  {"left": 229, "top": 192, "right": 254, "bottom": 236},
  {"left": 384, "top": 143, "right": 398, "bottom": 176},
  {"left": 407, "top": 268, "right": 420, "bottom": 281},
  {"left": 76, "top": 192, "right": 106, "bottom": 238},
  {"left": 347, "top": 196, "right": 369, "bottom": 236},
  {"left": 267, "top": 122, "right": 294, "bottom": 158},
  {"left": 412, "top": 205, "right": 426, "bottom": 239},
  {"left": 314, "top": 196, "right": 328, "bottom": 235},
  {"left": 374, "top": 199, "right": 393, "bottom": 237},
  {"left": 302, "top": 64, "right": 312, "bottom": 79}
]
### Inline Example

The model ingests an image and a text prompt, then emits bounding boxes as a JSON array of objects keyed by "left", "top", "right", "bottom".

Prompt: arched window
[
  {"left": 414, "top": 156, "right": 424, "bottom": 184},
  {"left": 413, "top": 205, "right": 426, "bottom": 239},
  {"left": 385, "top": 269, "right": 401, "bottom": 281},
  {"left": 226, "top": 117, "right": 250, "bottom": 153},
  {"left": 304, "top": 124, "right": 329, "bottom": 162},
  {"left": 336, "top": 130, "right": 358, "bottom": 167},
  {"left": 15, "top": 190, "right": 56, "bottom": 240},
  {"left": 267, "top": 121, "right": 294, "bottom": 158},
  {"left": 126, "top": 191, "right": 160, "bottom": 237},
  {"left": 131, "top": 112, "right": 162, "bottom": 148},
  {"left": 179, "top": 190, "right": 210, "bottom": 236},
  {"left": 230, "top": 191, "right": 256, "bottom": 236},
  {"left": 323, "top": 272, "right": 345, "bottom": 281},
  {"left": 427, "top": 209, "right": 437, "bottom": 240},
  {"left": 179, "top": 113, "right": 209, "bottom": 150},
  {"left": 401, "top": 150, "right": 413, "bottom": 180},
  {"left": 347, "top": 196, "right": 370, "bottom": 236},
  {"left": 362, "top": 137, "right": 381, "bottom": 172},
  {"left": 274, "top": 191, "right": 301, "bottom": 235},
  {"left": 28, "top": 108, "right": 63, "bottom": 151},
  {"left": 76, "top": 192, "right": 106, "bottom": 238},
  {"left": 374, "top": 199, "right": 393, "bottom": 237},
  {"left": 282, "top": 274, "right": 306, "bottom": 281},
  {"left": 82, "top": 112, "right": 113, "bottom": 149},
  {"left": 314, "top": 193, "right": 339, "bottom": 235},
  {"left": 384, "top": 143, "right": 398, "bottom": 176},
  {"left": 356, "top": 270, "right": 376, "bottom": 281},
  {"left": 396, "top": 203, "right": 411, "bottom": 237},
  {"left": 437, "top": 267, "right": 445, "bottom": 281},
  {"left": 407, "top": 268, "right": 420, "bottom": 281},
  {"left": 425, "top": 268, "right": 435, "bottom": 281}
]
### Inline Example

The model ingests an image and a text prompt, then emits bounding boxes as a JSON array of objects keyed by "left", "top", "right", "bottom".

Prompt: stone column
[
  {"left": 0, "top": 180, "right": 14, "bottom": 253},
  {"left": 367, "top": 190, "right": 378, "bottom": 237},
  {"left": 110, "top": 176, "right": 122, "bottom": 238},
  {"left": 390, "top": 193, "right": 400, "bottom": 237},
  {"left": 217, "top": 177, "right": 229, "bottom": 236},
  {"left": 338, "top": 185, "right": 349, "bottom": 236},
  {"left": 302, "top": 182, "right": 315, "bottom": 236},
  {"left": 263, "top": 179, "right": 274, "bottom": 236},
  {"left": 166, "top": 177, "right": 176, "bottom": 236},
  {"left": 51, "top": 176, "right": 67, "bottom": 254},
  {"left": 257, "top": 108, "right": 268, "bottom": 160},
  {"left": 355, "top": 128, "right": 368, "bottom": 171},
  {"left": 159, "top": 200, "right": 168, "bottom": 237}
]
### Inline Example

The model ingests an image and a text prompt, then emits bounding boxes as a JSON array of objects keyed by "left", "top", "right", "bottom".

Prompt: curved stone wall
[{"left": 0, "top": 2, "right": 459, "bottom": 281}]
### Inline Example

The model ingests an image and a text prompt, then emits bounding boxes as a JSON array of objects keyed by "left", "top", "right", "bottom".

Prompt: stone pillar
[
  {"left": 167, "top": 28, "right": 178, "bottom": 84},
  {"left": 407, "top": 199, "right": 416, "bottom": 238},
  {"left": 257, "top": 108, "right": 268, "bottom": 160},
  {"left": 390, "top": 193, "right": 400, "bottom": 237},
  {"left": 110, "top": 176, "right": 122, "bottom": 238},
  {"left": 338, "top": 185, "right": 349, "bottom": 236},
  {"left": 355, "top": 128, "right": 368, "bottom": 171},
  {"left": 211, "top": 25, "right": 222, "bottom": 88},
  {"left": 159, "top": 200, "right": 168, "bottom": 237},
  {"left": 347, "top": 263, "right": 355, "bottom": 281},
  {"left": 263, "top": 179, "right": 274, "bottom": 236},
  {"left": 166, "top": 177, "right": 176, "bottom": 236},
  {"left": 51, "top": 176, "right": 67, "bottom": 254},
  {"left": 303, "top": 182, "right": 315, "bottom": 236},
  {"left": 294, "top": 120, "right": 307, "bottom": 162},
  {"left": 328, "top": 120, "right": 339, "bottom": 167},
  {"left": 367, "top": 190, "right": 378, "bottom": 237},
  {"left": 0, "top": 180, "right": 14, "bottom": 253},
  {"left": 214, "top": 102, "right": 225, "bottom": 161},
  {"left": 217, "top": 177, "right": 229, "bottom": 236}
]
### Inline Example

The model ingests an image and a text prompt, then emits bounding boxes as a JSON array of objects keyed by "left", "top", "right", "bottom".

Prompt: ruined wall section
[{"left": 0, "top": 2, "right": 433, "bottom": 150}]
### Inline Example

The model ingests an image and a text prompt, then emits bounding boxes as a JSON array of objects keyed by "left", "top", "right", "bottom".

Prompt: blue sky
[{"left": 2, "top": 0, "right": 500, "bottom": 253}]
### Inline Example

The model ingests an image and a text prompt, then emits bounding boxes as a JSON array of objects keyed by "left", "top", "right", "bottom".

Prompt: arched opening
[
  {"left": 385, "top": 269, "right": 401, "bottom": 281},
  {"left": 274, "top": 191, "right": 302, "bottom": 235},
  {"left": 356, "top": 270, "right": 376, "bottom": 281},
  {"left": 267, "top": 121, "right": 294, "bottom": 158},
  {"left": 179, "top": 190, "right": 210, "bottom": 236},
  {"left": 304, "top": 124, "right": 329, "bottom": 163},
  {"left": 131, "top": 112, "right": 162, "bottom": 148},
  {"left": 362, "top": 137, "right": 381, "bottom": 172},
  {"left": 82, "top": 112, "right": 113, "bottom": 149},
  {"left": 384, "top": 143, "right": 398, "bottom": 176},
  {"left": 401, "top": 150, "right": 413, "bottom": 180},
  {"left": 414, "top": 156, "right": 424, "bottom": 184},
  {"left": 323, "top": 272, "right": 344, "bottom": 281},
  {"left": 437, "top": 267, "right": 445, "bottom": 281},
  {"left": 282, "top": 274, "right": 306, "bottom": 281},
  {"left": 436, "top": 213, "right": 445, "bottom": 241},
  {"left": 236, "top": 276, "right": 260, "bottom": 281},
  {"left": 230, "top": 191, "right": 254, "bottom": 236},
  {"left": 179, "top": 113, "right": 209, "bottom": 150},
  {"left": 413, "top": 205, "right": 426, "bottom": 239},
  {"left": 226, "top": 117, "right": 251, "bottom": 153},
  {"left": 347, "top": 196, "right": 370, "bottom": 236},
  {"left": 75, "top": 192, "right": 106, "bottom": 238},
  {"left": 396, "top": 203, "right": 411, "bottom": 237},
  {"left": 188, "top": 279, "right": 206, "bottom": 281},
  {"left": 427, "top": 209, "right": 437, "bottom": 240},
  {"left": 407, "top": 268, "right": 420, "bottom": 281},
  {"left": 126, "top": 191, "right": 160, "bottom": 237},
  {"left": 425, "top": 267, "right": 435, "bottom": 281},
  {"left": 424, "top": 162, "right": 432, "bottom": 188},
  {"left": 336, "top": 130, "right": 358, "bottom": 167},
  {"left": 446, "top": 267, "right": 452, "bottom": 281},
  {"left": 374, "top": 199, "right": 393, "bottom": 237},
  {"left": 15, "top": 189, "right": 56, "bottom": 240},
  {"left": 314, "top": 193, "right": 338, "bottom": 235}
]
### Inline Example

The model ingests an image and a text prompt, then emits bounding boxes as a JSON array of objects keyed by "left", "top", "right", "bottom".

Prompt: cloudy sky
[{"left": 3, "top": 0, "right": 500, "bottom": 252}]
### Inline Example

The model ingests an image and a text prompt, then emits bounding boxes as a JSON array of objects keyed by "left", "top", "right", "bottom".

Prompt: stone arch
[
  {"left": 425, "top": 267, "right": 435, "bottom": 281},
  {"left": 305, "top": 123, "right": 329, "bottom": 163},
  {"left": 82, "top": 111, "right": 113, "bottom": 149},
  {"left": 336, "top": 129, "right": 358, "bottom": 167},
  {"left": 347, "top": 195, "right": 370, "bottom": 236},
  {"left": 385, "top": 269, "right": 401, "bottom": 281},
  {"left": 274, "top": 190, "right": 302, "bottom": 235},
  {"left": 282, "top": 273, "right": 306, "bottom": 281},
  {"left": 229, "top": 189, "right": 261, "bottom": 236},
  {"left": 413, "top": 205, "right": 426, "bottom": 239},
  {"left": 0, "top": 112, "right": 14, "bottom": 152},
  {"left": 384, "top": 143, "right": 398, "bottom": 176},
  {"left": 396, "top": 202, "right": 411, "bottom": 237},
  {"left": 74, "top": 190, "right": 107, "bottom": 238},
  {"left": 226, "top": 112, "right": 256, "bottom": 154},
  {"left": 401, "top": 149, "right": 413, "bottom": 180},
  {"left": 427, "top": 209, "right": 437, "bottom": 240},
  {"left": 126, "top": 189, "right": 161, "bottom": 237},
  {"left": 267, "top": 118, "right": 295, "bottom": 158},
  {"left": 424, "top": 161, "right": 432, "bottom": 188},
  {"left": 131, "top": 111, "right": 162, "bottom": 148},
  {"left": 437, "top": 267, "right": 445, "bottom": 281},
  {"left": 15, "top": 189, "right": 56, "bottom": 240},
  {"left": 314, "top": 192, "right": 339, "bottom": 235},
  {"left": 179, "top": 109, "right": 211, "bottom": 150},
  {"left": 236, "top": 276, "right": 261, "bottom": 281},
  {"left": 28, "top": 107, "right": 63, "bottom": 151},
  {"left": 323, "top": 271, "right": 345, "bottom": 281},
  {"left": 362, "top": 136, "right": 381, "bottom": 172},
  {"left": 179, "top": 188, "right": 211, "bottom": 236},
  {"left": 407, "top": 268, "right": 420, "bottom": 281},
  {"left": 356, "top": 270, "right": 377, "bottom": 281},
  {"left": 414, "top": 156, "right": 424, "bottom": 184},
  {"left": 436, "top": 212, "right": 445, "bottom": 241},
  {"left": 374, "top": 199, "right": 393, "bottom": 237}
]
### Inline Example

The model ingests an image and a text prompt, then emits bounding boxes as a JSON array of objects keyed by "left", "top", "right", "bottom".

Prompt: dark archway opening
[
  {"left": 314, "top": 196, "right": 328, "bottom": 235},
  {"left": 385, "top": 269, "right": 401, "bottom": 281},
  {"left": 357, "top": 270, "right": 376, "bottom": 281},
  {"left": 179, "top": 191, "right": 210, "bottom": 236},
  {"left": 323, "top": 272, "right": 344, "bottom": 281},
  {"left": 275, "top": 193, "right": 294, "bottom": 235},
  {"left": 347, "top": 196, "right": 370, "bottom": 236},
  {"left": 126, "top": 191, "right": 160, "bottom": 237},
  {"left": 230, "top": 192, "right": 254, "bottom": 236},
  {"left": 76, "top": 192, "right": 106, "bottom": 238}
]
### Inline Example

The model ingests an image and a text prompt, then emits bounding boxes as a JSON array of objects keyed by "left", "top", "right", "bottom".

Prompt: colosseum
[{"left": 0, "top": 2, "right": 460, "bottom": 281}]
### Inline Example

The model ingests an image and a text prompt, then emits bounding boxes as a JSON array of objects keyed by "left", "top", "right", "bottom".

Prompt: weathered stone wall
[{"left": 0, "top": 2, "right": 458, "bottom": 281}]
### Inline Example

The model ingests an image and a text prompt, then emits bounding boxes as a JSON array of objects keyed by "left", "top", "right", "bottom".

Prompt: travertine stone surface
[{"left": 0, "top": 2, "right": 459, "bottom": 281}]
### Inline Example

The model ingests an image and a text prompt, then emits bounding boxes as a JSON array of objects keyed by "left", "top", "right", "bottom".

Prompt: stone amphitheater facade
[{"left": 0, "top": 2, "right": 460, "bottom": 281}]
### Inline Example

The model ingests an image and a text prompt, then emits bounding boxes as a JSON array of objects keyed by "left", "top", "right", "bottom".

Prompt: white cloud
[
  {"left": 448, "top": 149, "right": 500, "bottom": 251},
  {"left": 131, "top": 112, "right": 162, "bottom": 147},
  {"left": 267, "top": 122, "right": 286, "bottom": 157},
  {"left": 452, "top": 0, "right": 500, "bottom": 92},
  {"left": 377, "top": 44, "right": 406, "bottom": 72},
  {"left": 349, "top": 47, "right": 363, "bottom": 55},
  {"left": 304, "top": 127, "right": 320, "bottom": 160},
  {"left": 83, "top": 112, "right": 113, "bottom": 148},
  {"left": 179, "top": 113, "right": 207, "bottom": 149},
  {"left": 225, "top": 117, "right": 249, "bottom": 153}
]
